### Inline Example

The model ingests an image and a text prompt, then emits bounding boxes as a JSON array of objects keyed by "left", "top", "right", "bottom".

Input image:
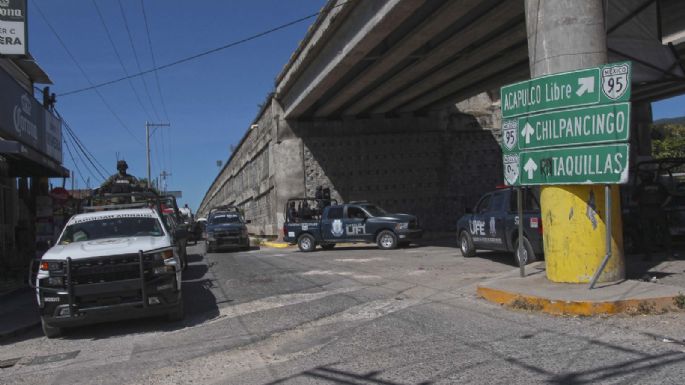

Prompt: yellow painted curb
[
  {"left": 260, "top": 241, "right": 292, "bottom": 249},
  {"left": 477, "top": 286, "right": 677, "bottom": 316}
]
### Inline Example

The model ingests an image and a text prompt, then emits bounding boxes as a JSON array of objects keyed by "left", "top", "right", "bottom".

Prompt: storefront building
[{"left": 0, "top": 56, "right": 68, "bottom": 276}]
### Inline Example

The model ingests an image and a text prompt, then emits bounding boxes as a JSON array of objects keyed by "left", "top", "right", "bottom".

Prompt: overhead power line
[
  {"left": 62, "top": 137, "right": 87, "bottom": 187},
  {"left": 55, "top": 109, "right": 109, "bottom": 179},
  {"left": 33, "top": 0, "right": 144, "bottom": 146},
  {"left": 91, "top": 0, "right": 155, "bottom": 121},
  {"left": 58, "top": 0, "right": 356, "bottom": 97},
  {"left": 140, "top": 0, "right": 170, "bottom": 122},
  {"left": 118, "top": 0, "right": 161, "bottom": 121}
]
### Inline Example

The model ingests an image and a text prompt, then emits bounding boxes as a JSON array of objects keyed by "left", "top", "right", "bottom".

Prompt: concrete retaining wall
[{"left": 199, "top": 93, "right": 503, "bottom": 238}]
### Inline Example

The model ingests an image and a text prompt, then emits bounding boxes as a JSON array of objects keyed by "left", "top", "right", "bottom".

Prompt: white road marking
[
  {"left": 301, "top": 270, "right": 381, "bottom": 280},
  {"left": 334, "top": 257, "right": 388, "bottom": 263}
]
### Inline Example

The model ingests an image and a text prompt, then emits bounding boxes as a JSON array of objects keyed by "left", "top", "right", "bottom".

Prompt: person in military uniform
[
  {"left": 101, "top": 160, "right": 139, "bottom": 193},
  {"left": 634, "top": 171, "right": 672, "bottom": 260}
]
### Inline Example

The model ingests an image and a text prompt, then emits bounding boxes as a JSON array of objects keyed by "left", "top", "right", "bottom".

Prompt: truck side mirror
[{"left": 245, "top": 220, "right": 252, "bottom": 224}]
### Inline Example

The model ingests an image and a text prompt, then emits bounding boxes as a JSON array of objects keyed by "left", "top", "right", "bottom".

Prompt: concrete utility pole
[
  {"left": 145, "top": 122, "right": 170, "bottom": 189},
  {"left": 525, "top": 0, "right": 624, "bottom": 283}
]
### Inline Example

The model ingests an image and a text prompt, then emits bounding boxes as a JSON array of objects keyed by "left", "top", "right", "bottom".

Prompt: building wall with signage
[{"left": 0, "top": 53, "right": 65, "bottom": 275}]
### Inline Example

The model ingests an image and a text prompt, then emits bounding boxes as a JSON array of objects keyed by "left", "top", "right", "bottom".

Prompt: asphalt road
[{"left": 1, "top": 243, "right": 685, "bottom": 385}]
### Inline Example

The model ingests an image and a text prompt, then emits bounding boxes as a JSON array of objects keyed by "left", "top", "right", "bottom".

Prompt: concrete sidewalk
[
  {"left": 0, "top": 287, "right": 40, "bottom": 340},
  {"left": 477, "top": 261, "right": 685, "bottom": 316}
]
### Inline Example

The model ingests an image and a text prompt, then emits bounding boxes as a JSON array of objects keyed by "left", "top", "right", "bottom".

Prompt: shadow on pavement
[
  {"left": 48, "top": 254, "right": 220, "bottom": 341},
  {"left": 266, "top": 365, "right": 432, "bottom": 385}
]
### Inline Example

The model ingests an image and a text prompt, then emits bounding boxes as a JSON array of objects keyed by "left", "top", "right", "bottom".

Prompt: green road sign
[
  {"left": 500, "top": 62, "right": 631, "bottom": 118},
  {"left": 501, "top": 103, "right": 631, "bottom": 152},
  {"left": 503, "top": 143, "right": 629, "bottom": 186}
]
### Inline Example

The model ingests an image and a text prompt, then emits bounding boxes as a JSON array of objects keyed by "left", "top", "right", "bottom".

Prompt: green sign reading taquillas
[{"left": 503, "top": 143, "right": 629, "bottom": 186}]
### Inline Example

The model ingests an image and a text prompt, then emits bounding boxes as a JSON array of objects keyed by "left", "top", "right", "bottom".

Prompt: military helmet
[{"left": 117, "top": 160, "right": 128, "bottom": 170}]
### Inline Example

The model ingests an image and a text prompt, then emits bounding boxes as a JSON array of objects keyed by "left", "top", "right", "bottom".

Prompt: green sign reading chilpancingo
[{"left": 501, "top": 103, "right": 631, "bottom": 152}]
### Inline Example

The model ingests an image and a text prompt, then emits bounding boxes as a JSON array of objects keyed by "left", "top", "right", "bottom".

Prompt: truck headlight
[
  {"left": 151, "top": 249, "right": 176, "bottom": 268},
  {"left": 395, "top": 223, "right": 409, "bottom": 231}
]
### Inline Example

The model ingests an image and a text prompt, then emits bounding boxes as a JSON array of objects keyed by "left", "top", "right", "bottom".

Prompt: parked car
[
  {"left": 283, "top": 198, "right": 423, "bottom": 252},
  {"left": 205, "top": 206, "right": 250, "bottom": 252},
  {"left": 31, "top": 191, "right": 185, "bottom": 338},
  {"left": 456, "top": 187, "right": 543, "bottom": 265}
]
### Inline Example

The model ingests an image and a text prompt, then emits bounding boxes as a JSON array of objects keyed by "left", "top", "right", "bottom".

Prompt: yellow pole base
[{"left": 541, "top": 185, "right": 624, "bottom": 283}]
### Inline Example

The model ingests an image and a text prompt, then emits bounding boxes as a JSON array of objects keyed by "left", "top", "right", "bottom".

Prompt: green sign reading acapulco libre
[
  {"left": 503, "top": 143, "right": 629, "bottom": 186},
  {"left": 500, "top": 62, "right": 631, "bottom": 118},
  {"left": 501, "top": 103, "right": 631, "bottom": 152}
]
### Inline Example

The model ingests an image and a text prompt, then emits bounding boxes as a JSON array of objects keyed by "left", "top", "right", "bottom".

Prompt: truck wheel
[
  {"left": 298, "top": 234, "right": 316, "bottom": 252},
  {"left": 321, "top": 244, "right": 335, "bottom": 250},
  {"left": 242, "top": 239, "right": 251, "bottom": 251},
  {"left": 514, "top": 237, "right": 537, "bottom": 266},
  {"left": 377, "top": 230, "right": 398, "bottom": 250},
  {"left": 460, "top": 231, "right": 476, "bottom": 258},
  {"left": 41, "top": 318, "right": 62, "bottom": 339},
  {"left": 167, "top": 298, "right": 184, "bottom": 322}
]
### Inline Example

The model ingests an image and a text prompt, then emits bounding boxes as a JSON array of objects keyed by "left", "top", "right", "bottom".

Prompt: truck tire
[
  {"left": 298, "top": 234, "right": 316, "bottom": 252},
  {"left": 514, "top": 237, "right": 537, "bottom": 266},
  {"left": 459, "top": 231, "right": 476, "bottom": 258},
  {"left": 321, "top": 244, "right": 335, "bottom": 250},
  {"left": 167, "top": 298, "right": 184, "bottom": 322},
  {"left": 41, "top": 318, "right": 62, "bottom": 339},
  {"left": 377, "top": 230, "right": 398, "bottom": 250}
]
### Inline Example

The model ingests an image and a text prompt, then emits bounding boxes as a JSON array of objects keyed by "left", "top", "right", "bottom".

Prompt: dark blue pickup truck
[
  {"left": 283, "top": 199, "right": 423, "bottom": 251},
  {"left": 456, "top": 187, "right": 543, "bottom": 265}
]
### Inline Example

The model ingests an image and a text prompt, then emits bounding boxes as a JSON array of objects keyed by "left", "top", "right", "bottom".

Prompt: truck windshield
[
  {"left": 59, "top": 216, "right": 164, "bottom": 244},
  {"left": 362, "top": 205, "right": 388, "bottom": 217},
  {"left": 210, "top": 214, "right": 241, "bottom": 224}
]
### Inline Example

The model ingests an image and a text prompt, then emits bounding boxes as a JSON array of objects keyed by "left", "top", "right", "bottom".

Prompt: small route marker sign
[{"left": 500, "top": 62, "right": 631, "bottom": 118}]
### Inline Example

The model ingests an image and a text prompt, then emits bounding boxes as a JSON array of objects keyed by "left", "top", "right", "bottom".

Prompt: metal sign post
[
  {"left": 589, "top": 185, "right": 612, "bottom": 289},
  {"left": 517, "top": 187, "right": 525, "bottom": 277}
]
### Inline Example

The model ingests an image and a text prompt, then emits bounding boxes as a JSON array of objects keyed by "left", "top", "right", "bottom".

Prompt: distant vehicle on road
[
  {"left": 283, "top": 199, "right": 423, "bottom": 252},
  {"left": 204, "top": 206, "right": 251, "bottom": 252},
  {"left": 456, "top": 187, "right": 543, "bottom": 265},
  {"left": 32, "top": 191, "right": 185, "bottom": 338}
]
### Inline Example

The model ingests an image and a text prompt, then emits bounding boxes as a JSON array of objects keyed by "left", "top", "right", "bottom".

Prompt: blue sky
[
  {"left": 29, "top": 0, "right": 685, "bottom": 211},
  {"left": 31, "top": 0, "right": 326, "bottom": 211}
]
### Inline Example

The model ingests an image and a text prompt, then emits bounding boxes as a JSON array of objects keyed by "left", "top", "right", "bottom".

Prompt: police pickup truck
[
  {"left": 283, "top": 199, "right": 422, "bottom": 251},
  {"left": 456, "top": 187, "right": 543, "bottom": 265},
  {"left": 204, "top": 205, "right": 251, "bottom": 252},
  {"left": 32, "top": 192, "right": 185, "bottom": 338}
]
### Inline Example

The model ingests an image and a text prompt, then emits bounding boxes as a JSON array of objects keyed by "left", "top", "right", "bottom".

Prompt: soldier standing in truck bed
[{"left": 101, "top": 160, "right": 139, "bottom": 193}]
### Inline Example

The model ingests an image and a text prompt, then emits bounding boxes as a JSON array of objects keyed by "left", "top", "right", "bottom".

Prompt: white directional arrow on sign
[
  {"left": 576, "top": 76, "right": 595, "bottom": 96},
  {"left": 521, "top": 122, "right": 535, "bottom": 144},
  {"left": 523, "top": 158, "right": 538, "bottom": 179}
]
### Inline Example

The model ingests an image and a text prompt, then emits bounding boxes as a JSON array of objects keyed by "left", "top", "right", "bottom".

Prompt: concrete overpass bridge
[{"left": 198, "top": 0, "right": 685, "bottom": 243}]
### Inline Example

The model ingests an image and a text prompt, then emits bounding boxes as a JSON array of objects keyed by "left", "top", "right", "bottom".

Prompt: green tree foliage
[{"left": 651, "top": 124, "right": 685, "bottom": 159}]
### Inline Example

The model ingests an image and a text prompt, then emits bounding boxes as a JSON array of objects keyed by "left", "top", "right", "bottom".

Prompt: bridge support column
[{"left": 525, "top": 0, "right": 625, "bottom": 283}]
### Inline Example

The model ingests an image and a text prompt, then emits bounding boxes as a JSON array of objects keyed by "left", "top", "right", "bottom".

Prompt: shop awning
[{"left": 0, "top": 140, "right": 69, "bottom": 177}]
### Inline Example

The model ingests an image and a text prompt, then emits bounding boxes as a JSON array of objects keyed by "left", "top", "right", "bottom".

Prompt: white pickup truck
[{"left": 34, "top": 206, "right": 184, "bottom": 338}]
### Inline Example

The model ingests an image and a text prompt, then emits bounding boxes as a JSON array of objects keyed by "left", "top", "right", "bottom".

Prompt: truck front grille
[{"left": 70, "top": 254, "right": 153, "bottom": 285}]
